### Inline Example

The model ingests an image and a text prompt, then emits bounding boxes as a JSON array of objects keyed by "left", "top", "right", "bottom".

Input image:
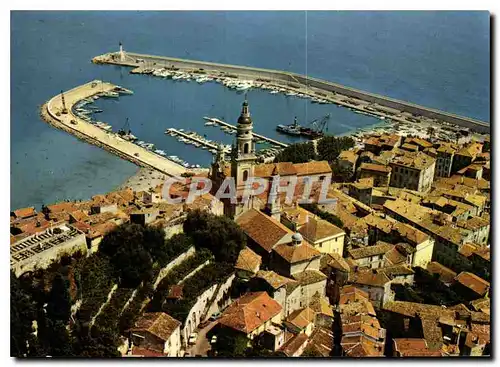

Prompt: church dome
[
  {"left": 237, "top": 100, "right": 252, "bottom": 125},
  {"left": 292, "top": 232, "right": 303, "bottom": 243}
]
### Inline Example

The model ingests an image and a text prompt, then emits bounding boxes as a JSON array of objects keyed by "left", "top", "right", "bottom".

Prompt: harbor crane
[{"left": 308, "top": 113, "right": 331, "bottom": 134}]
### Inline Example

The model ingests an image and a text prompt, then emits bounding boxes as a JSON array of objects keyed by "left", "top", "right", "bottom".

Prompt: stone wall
[{"left": 153, "top": 246, "right": 196, "bottom": 290}]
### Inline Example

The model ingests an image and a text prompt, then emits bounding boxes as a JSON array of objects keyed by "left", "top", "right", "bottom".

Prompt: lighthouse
[{"left": 119, "top": 42, "right": 125, "bottom": 61}]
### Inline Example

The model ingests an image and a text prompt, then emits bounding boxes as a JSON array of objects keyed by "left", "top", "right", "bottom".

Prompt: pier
[
  {"left": 93, "top": 51, "right": 490, "bottom": 134},
  {"left": 203, "top": 117, "right": 289, "bottom": 148},
  {"left": 166, "top": 128, "right": 228, "bottom": 152},
  {"left": 40, "top": 80, "right": 187, "bottom": 177}
]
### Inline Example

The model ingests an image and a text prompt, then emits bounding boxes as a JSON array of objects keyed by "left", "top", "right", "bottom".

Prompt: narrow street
[{"left": 186, "top": 320, "right": 219, "bottom": 356}]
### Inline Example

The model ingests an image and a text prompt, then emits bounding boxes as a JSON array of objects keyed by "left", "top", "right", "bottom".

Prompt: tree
[
  {"left": 45, "top": 319, "right": 74, "bottom": 357},
  {"left": 317, "top": 136, "right": 355, "bottom": 163},
  {"left": 300, "top": 203, "right": 344, "bottom": 229},
  {"left": 46, "top": 273, "right": 71, "bottom": 322},
  {"left": 274, "top": 141, "right": 317, "bottom": 163},
  {"left": 98, "top": 223, "right": 155, "bottom": 287},
  {"left": 213, "top": 328, "right": 249, "bottom": 357},
  {"left": 10, "top": 272, "right": 37, "bottom": 357},
  {"left": 183, "top": 210, "right": 246, "bottom": 263},
  {"left": 331, "top": 159, "right": 354, "bottom": 182}
]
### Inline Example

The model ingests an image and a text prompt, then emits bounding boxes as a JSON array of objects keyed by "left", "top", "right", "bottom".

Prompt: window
[
  {"left": 244, "top": 143, "right": 249, "bottom": 154},
  {"left": 243, "top": 170, "right": 249, "bottom": 181}
]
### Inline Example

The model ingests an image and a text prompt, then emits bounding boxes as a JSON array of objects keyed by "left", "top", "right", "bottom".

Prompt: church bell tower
[{"left": 231, "top": 98, "right": 257, "bottom": 193}]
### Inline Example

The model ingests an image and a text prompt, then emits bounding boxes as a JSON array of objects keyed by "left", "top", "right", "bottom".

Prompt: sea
[{"left": 10, "top": 11, "right": 490, "bottom": 210}]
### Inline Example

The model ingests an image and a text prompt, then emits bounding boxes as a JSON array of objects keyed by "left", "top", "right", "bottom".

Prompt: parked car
[
  {"left": 210, "top": 335, "right": 218, "bottom": 345},
  {"left": 209, "top": 311, "right": 221, "bottom": 321},
  {"left": 188, "top": 332, "right": 198, "bottom": 345}
]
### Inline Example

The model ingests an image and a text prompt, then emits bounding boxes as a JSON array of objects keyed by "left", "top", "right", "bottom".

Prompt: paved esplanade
[
  {"left": 43, "top": 80, "right": 187, "bottom": 177},
  {"left": 93, "top": 51, "right": 490, "bottom": 134}
]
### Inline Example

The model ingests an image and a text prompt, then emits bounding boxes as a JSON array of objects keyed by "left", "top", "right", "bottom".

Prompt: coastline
[{"left": 118, "top": 167, "right": 169, "bottom": 193}]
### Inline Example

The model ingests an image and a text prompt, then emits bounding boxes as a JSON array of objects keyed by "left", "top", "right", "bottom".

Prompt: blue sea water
[{"left": 10, "top": 11, "right": 490, "bottom": 210}]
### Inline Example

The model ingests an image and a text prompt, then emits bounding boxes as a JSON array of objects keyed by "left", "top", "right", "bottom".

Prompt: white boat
[
  {"left": 205, "top": 121, "right": 215, "bottom": 126},
  {"left": 286, "top": 91, "right": 298, "bottom": 96},
  {"left": 270, "top": 90, "right": 279, "bottom": 94}
]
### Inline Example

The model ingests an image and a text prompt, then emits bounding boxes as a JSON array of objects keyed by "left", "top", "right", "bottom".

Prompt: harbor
[
  {"left": 40, "top": 80, "right": 188, "bottom": 177},
  {"left": 93, "top": 49, "right": 490, "bottom": 134},
  {"left": 203, "top": 117, "right": 289, "bottom": 148},
  {"left": 165, "top": 127, "right": 231, "bottom": 155}
]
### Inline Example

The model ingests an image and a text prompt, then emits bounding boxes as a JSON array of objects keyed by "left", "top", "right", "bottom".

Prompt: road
[{"left": 187, "top": 320, "right": 219, "bottom": 357}]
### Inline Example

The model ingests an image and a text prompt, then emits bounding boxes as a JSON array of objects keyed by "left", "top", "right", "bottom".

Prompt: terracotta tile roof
[
  {"left": 420, "top": 317, "right": 443, "bottom": 351},
  {"left": 91, "top": 194, "right": 113, "bottom": 207},
  {"left": 342, "top": 320, "right": 381, "bottom": 340},
  {"left": 390, "top": 150, "right": 436, "bottom": 170},
  {"left": 393, "top": 338, "right": 442, "bottom": 357},
  {"left": 236, "top": 209, "right": 290, "bottom": 253},
  {"left": 309, "top": 295, "right": 334, "bottom": 317},
  {"left": 69, "top": 210, "right": 90, "bottom": 223},
  {"left": 273, "top": 241, "right": 321, "bottom": 264},
  {"left": 293, "top": 161, "right": 332, "bottom": 176},
  {"left": 339, "top": 150, "right": 359, "bottom": 164},
  {"left": 12, "top": 207, "right": 36, "bottom": 219},
  {"left": 401, "top": 143, "right": 419, "bottom": 152},
  {"left": 457, "top": 216, "right": 490, "bottom": 231},
  {"left": 458, "top": 243, "right": 478, "bottom": 258},
  {"left": 437, "top": 143, "right": 457, "bottom": 155},
  {"left": 292, "top": 270, "right": 327, "bottom": 285},
  {"left": 303, "top": 327, "right": 333, "bottom": 357},
  {"left": 90, "top": 221, "right": 118, "bottom": 237},
  {"left": 341, "top": 335, "right": 384, "bottom": 357},
  {"left": 456, "top": 142, "right": 482, "bottom": 158},
  {"left": 470, "top": 323, "right": 490, "bottom": 344},
  {"left": 470, "top": 298, "right": 490, "bottom": 313},
  {"left": 219, "top": 292, "right": 282, "bottom": 334},
  {"left": 454, "top": 272, "right": 490, "bottom": 297},
  {"left": 72, "top": 221, "right": 91, "bottom": 234},
  {"left": 46, "top": 202, "right": 78, "bottom": 214},
  {"left": 359, "top": 163, "right": 391, "bottom": 173},
  {"left": 405, "top": 137, "right": 433, "bottom": 149},
  {"left": 254, "top": 162, "right": 297, "bottom": 178},
  {"left": 339, "top": 286, "right": 376, "bottom": 317},
  {"left": 384, "top": 247, "right": 407, "bottom": 266},
  {"left": 286, "top": 307, "right": 316, "bottom": 329},
  {"left": 321, "top": 252, "right": 351, "bottom": 272},
  {"left": 377, "top": 265, "right": 414, "bottom": 278},
  {"left": 426, "top": 262, "right": 457, "bottom": 284},
  {"left": 280, "top": 332, "right": 309, "bottom": 357},
  {"left": 129, "top": 312, "right": 181, "bottom": 342},
  {"left": 281, "top": 205, "right": 311, "bottom": 227},
  {"left": 349, "top": 241, "right": 394, "bottom": 260},
  {"left": 130, "top": 346, "right": 166, "bottom": 357},
  {"left": 339, "top": 285, "right": 370, "bottom": 303},
  {"left": 473, "top": 247, "right": 490, "bottom": 262},
  {"left": 255, "top": 270, "right": 297, "bottom": 290},
  {"left": 383, "top": 301, "right": 456, "bottom": 319},
  {"left": 298, "top": 216, "right": 344, "bottom": 243},
  {"left": 235, "top": 246, "right": 262, "bottom": 273},
  {"left": 350, "top": 270, "right": 391, "bottom": 288}
]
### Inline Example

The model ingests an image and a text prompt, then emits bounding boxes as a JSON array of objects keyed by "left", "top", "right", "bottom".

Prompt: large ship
[
  {"left": 276, "top": 115, "right": 330, "bottom": 139},
  {"left": 276, "top": 117, "right": 302, "bottom": 136}
]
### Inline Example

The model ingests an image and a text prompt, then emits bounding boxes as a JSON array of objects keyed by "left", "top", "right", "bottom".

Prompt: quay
[
  {"left": 166, "top": 127, "right": 225, "bottom": 152},
  {"left": 40, "top": 80, "right": 187, "bottom": 177},
  {"left": 93, "top": 50, "right": 490, "bottom": 134},
  {"left": 204, "top": 117, "right": 289, "bottom": 148}
]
